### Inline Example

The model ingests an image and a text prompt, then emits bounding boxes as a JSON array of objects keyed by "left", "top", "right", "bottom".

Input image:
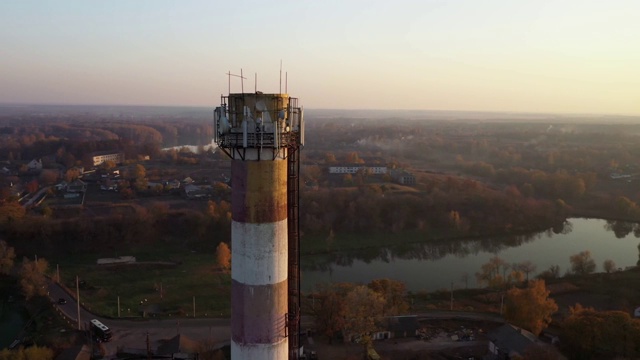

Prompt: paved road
[
  {"left": 47, "top": 281, "right": 230, "bottom": 357},
  {"left": 48, "top": 280, "right": 503, "bottom": 357}
]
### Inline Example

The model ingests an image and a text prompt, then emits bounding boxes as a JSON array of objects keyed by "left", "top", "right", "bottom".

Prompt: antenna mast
[
  {"left": 280, "top": 60, "right": 283, "bottom": 94},
  {"left": 226, "top": 71, "right": 247, "bottom": 93}
]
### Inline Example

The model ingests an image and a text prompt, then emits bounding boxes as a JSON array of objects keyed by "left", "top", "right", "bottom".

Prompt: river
[{"left": 301, "top": 218, "right": 640, "bottom": 292}]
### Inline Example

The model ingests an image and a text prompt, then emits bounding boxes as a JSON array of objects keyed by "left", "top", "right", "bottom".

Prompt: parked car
[{"left": 58, "top": 298, "right": 67, "bottom": 305}]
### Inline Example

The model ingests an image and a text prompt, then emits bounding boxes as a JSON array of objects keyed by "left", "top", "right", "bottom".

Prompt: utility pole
[
  {"left": 56, "top": 264, "right": 60, "bottom": 283},
  {"left": 76, "top": 276, "right": 81, "bottom": 330},
  {"left": 146, "top": 331, "right": 151, "bottom": 360},
  {"left": 193, "top": 296, "right": 196, "bottom": 318},
  {"left": 450, "top": 282, "right": 454, "bottom": 311},
  {"left": 117, "top": 296, "right": 120, "bottom": 318}
]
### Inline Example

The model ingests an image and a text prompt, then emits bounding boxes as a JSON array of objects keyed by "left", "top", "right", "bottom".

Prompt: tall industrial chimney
[{"left": 214, "top": 91, "right": 304, "bottom": 359}]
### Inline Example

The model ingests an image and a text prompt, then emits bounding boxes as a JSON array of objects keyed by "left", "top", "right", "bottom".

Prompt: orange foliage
[{"left": 504, "top": 280, "right": 558, "bottom": 336}]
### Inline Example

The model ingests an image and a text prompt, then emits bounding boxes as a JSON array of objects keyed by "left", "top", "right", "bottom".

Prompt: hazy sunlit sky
[{"left": 1, "top": 0, "right": 638, "bottom": 114}]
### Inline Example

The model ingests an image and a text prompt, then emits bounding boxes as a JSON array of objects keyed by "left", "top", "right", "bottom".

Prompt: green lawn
[
  {"left": 49, "top": 230, "right": 461, "bottom": 319},
  {"left": 53, "top": 242, "right": 231, "bottom": 319}
]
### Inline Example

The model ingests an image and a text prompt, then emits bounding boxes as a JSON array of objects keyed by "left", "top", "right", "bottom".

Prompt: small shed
[
  {"left": 389, "top": 315, "right": 419, "bottom": 338},
  {"left": 156, "top": 334, "right": 199, "bottom": 357}
]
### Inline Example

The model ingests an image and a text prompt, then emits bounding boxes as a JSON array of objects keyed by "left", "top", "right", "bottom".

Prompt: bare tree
[
  {"left": 460, "top": 272, "right": 469, "bottom": 289},
  {"left": 538, "top": 265, "right": 561, "bottom": 280},
  {"left": 518, "top": 261, "right": 537, "bottom": 281},
  {"left": 603, "top": 259, "right": 616, "bottom": 274}
]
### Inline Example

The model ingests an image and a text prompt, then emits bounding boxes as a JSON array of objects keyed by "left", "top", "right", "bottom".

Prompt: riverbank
[
  {"left": 301, "top": 218, "right": 640, "bottom": 292},
  {"left": 300, "top": 223, "right": 563, "bottom": 256},
  {"left": 39, "top": 217, "right": 640, "bottom": 319}
]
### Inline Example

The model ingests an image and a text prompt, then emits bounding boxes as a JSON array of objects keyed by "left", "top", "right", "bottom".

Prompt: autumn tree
[
  {"left": 324, "top": 152, "right": 337, "bottom": 164},
  {"left": 569, "top": 250, "right": 596, "bottom": 275},
  {"left": 64, "top": 168, "right": 81, "bottom": 183},
  {"left": 0, "top": 345, "right": 54, "bottom": 359},
  {"left": 615, "top": 196, "right": 639, "bottom": 218},
  {"left": 212, "top": 182, "right": 231, "bottom": 197},
  {"left": 448, "top": 210, "right": 463, "bottom": 230},
  {"left": 100, "top": 160, "right": 117, "bottom": 170},
  {"left": 507, "top": 269, "right": 525, "bottom": 285},
  {"left": 20, "top": 257, "right": 49, "bottom": 300},
  {"left": 0, "top": 201, "right": 25, "bottom": 225},
  {"left": 215, "top": 242, "right": 231, "bottom": 273},
  {"left": 207, "top": 200, "right": 231, "bottom": 225},
  {"left": 38, "top": 169, "right": 59, "bottom": 185},
  {"left": 25, "top": 179, "right": 39, "bottom": 193},
  {"left": 132, "top": 164, "right": 146, "bottom": 179},
  {"left": 134, "top": 177, "right": 148, "bottom": 192},
  {"left": 313, "top": 283, "right": 355, "bottom": 343},
  {"left": 343, "top": 173, "right": 353, "bottom": 186},
  {"left": 149, "top": 202, "right": 169, "bottom": 222},
  {"left": 302, "top": 165, "right": 323, "bottom": 182},
  {"left": 562, "top": 304, "right": 640, "bottom": 359},
  {"left": 522, "top": 344, "right": 562, "bottom": 360},
  {"left": 345, "top": 151, "right": 364, "bottom": 164},
  {"left": 476, "top": 256, "right": 510, "bottom": 288},
  {"left": 504, "top": 280, "right": 558, "bottom": 336},
  {"left": 368, "top": 278, "right": 409, "bottom": 316},
  {"left": 343, "top": 285, "right": 386, "bottom": 345},
  {"left": 120, "top": 187, "right": 134, "bottom": 199},
  {"left": 0, "top": 240, "right": 16, "bottom": 275}
]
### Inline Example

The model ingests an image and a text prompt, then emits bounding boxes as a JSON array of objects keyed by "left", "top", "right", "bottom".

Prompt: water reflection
[
  {"left": 604, "top": 220, "right": 640, "bottom": 239},
  {"left": 302, "top": 219, "right": 640, "bottom": 292},
  {"left": 303, "top": 221, "right": 573, "bottom": 273}
]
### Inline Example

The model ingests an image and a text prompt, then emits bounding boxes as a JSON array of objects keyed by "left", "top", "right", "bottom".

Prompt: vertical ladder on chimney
[{"left": 287, "top": 145, "right": 301, "bottom": 360}]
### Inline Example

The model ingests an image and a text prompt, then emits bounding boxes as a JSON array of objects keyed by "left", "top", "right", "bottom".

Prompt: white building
[{"left": 91, "top": 152, "right": 124, "bottom": 166}]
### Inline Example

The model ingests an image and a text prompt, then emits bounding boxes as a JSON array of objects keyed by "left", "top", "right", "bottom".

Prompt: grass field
[
  {"left": 50, "top": 229, "right": 491, "bottom": 319},
  {"left": 49, "top": 225, "right": 640, "bottom": 320},
  {"left": 53, "top": 242, "right": 231, "bottom": 319}
]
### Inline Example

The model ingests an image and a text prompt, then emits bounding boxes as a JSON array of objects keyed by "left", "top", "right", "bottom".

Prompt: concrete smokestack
[{"left": 214, "top": 92, "right": 303, "bottom": 359}]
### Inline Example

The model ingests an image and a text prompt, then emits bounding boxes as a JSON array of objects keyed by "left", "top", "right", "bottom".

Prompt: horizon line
[{"left": 0, "top": 101, "right": 639, "bottom": 118}]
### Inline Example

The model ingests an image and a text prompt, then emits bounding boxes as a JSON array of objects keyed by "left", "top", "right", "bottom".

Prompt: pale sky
[{"left": 1, "top": 0, "right": 639, "bottom": 114}]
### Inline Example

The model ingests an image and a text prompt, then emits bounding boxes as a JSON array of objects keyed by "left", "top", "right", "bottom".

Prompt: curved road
[
  {"left": 47, "top": 281, "right": 230, "bottom": 357},
  {"left": 47, "top": 280, "right": 503, "bottom": 357}
]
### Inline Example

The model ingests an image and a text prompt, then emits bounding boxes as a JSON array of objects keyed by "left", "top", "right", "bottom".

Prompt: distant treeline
[
  {"left": 1, "top": 201, "right": 230, "bottom": 259},
  {"left": 301, "top": 176, "right": 565, "bottom": 237},
  {"left": 0, "top": 115, "right": 213, "bottom": 163}
]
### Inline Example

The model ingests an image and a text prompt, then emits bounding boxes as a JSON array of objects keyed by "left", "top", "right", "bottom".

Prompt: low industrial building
[{"left": 91, "top": 151, "right": 125, "bottom": 166}]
